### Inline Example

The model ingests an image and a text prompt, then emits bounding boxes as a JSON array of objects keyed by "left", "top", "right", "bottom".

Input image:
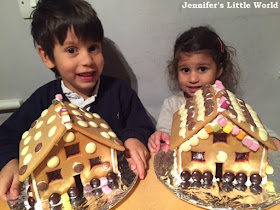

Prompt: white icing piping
[
  {"left": 259, "top": 146, "right": 266, "bottom": 176},
  {"left": 31, "top": 172, "right": 41, "bottom": 205},
  {"left": 111, "top": 148, "right": 116, "bottom": 173},
  {"left": 178, "top": 148, "right": 182, "bottom": 174}
]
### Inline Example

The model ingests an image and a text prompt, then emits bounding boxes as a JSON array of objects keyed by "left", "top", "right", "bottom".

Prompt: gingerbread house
[
  {"left": 18, "top": 95, "right": 125, "bottom": 204},
  {"left": 169, "top": 81, "right": 276, "bottom": 184}
]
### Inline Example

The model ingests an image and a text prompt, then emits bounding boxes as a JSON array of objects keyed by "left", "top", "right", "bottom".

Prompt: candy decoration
[
  {"left": 249, "top": 139, "right": 260, "bottom": 151},
  {"left": 212, "top": 123, "right": 222, "bottom": 132},
  {"left": 217, "top": 116, "right": 227, "bottom": 127},
  {"left": 218, "top": 96, "right": 227, "bottom": 105},
  {"left": 204, "top": 124, "right": 213, "bottom": 133},
  {"left": 242, "top": 137, "right": 253, "bottom": 147},
  {"left": 220, "top": 100, "right": 230, "bottom": 109},
  {"left": 223, "top": 124, "right": 233, "bottom": 133},
  {"left": 232, "top": 126, "right": 240, "bottom": 135},
  {"left": 101, "top": 185, "right": 112, "bottom": 195},
  {"left": 100, "top": 177, "right": 108, "bottom": 187},
  {"left": 266, "top": 165, "right": 274, "bottom": 174},
  {"left": 216, "top": 151, "right": 228, "bottom": 163},
  {"left": 236, "top": 130, "right": 246, "bottom": 140},
  {"left": 55, "top": 94, "right": 63, "bottom": 100}
]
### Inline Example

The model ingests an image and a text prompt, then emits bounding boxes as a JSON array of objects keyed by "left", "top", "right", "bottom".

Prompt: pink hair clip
[{"left": 218, "top": 37, "right": 224, "bottom": 53}]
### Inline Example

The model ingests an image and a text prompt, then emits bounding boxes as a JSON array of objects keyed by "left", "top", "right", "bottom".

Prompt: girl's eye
[
  {"left": 181, "top": 68, "right": 189, "bottom": 73},
  {"left": 199, "top": 67, "right": 207, "bottom": 72},
  {"left": 66, "top": 47, "right": 77, "bottom": 54}
]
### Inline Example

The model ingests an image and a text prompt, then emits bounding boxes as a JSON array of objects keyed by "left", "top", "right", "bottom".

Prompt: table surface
[{"left": 1, "top": 153, "right": 279, "bottom": 210}]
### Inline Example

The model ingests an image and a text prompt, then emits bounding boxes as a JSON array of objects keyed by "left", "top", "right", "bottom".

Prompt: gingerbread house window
[
  {"left": 47, "top": 169, "right": 62, "bottom": 183},
  {"left": 65, "top": 143, "right": 80, "bottom": 158},
  {"left": 191, "top": 152, "right": 205, "bottom": 162},
  {"left": 235, "top": 152, "right": 249, "bottom": 162},
  {"left": 90, "top": 156, "right": 101, "bottom": 168},
  {"left": 213, "top": 133, "right": 227, "bottom": 143}
]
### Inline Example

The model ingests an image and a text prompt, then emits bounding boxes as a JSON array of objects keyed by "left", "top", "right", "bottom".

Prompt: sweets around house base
[
  {"left": 156, "top": 80, "right": 277, "bottom": 206},
  {"left": 18, "top": 94, "right": 128, "bottom": 209}
]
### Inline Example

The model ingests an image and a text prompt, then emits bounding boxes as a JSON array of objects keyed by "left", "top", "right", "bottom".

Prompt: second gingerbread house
[{"left": 169, "top": 81, "right": 276, "bottom": 191}]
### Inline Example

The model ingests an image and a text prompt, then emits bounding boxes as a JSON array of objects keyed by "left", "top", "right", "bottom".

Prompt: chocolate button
[
  {"left": 250, "top": 184, "right": 262, "bottom": 194},
  {"left": 19, "top": 165, "right": 27, "bottom": 175},
  {"left": 250, "top": 174, "right": 262, "bottom": 185},
  {"left": 114, "top": 139, "right": 123, "bottom": 146},
  {"left": 83, "top": 183, "right": 93, "bottom": 193},
  {"left": 188, "top": 121, "right": 196, "bottom": 130},
  {"left": 205, "top": 106, "right": 214, "bottom": 116},
  {"left": 93, "top": 188, "right": 103, "bottom": 197},
  {"left": 180, "top": 181, "right": 190, "bottom": 189},
  {"left": 191, "top": 181, "right": 201, "bottom": 188},
  {"left": 180, "top": 171, "right": 191, "bottom": 182},
  {"left": 191, "top": 171, "right": 202, "bottom": 182},
  {"left": 102, "top": 162, "right": 111, "bottom": 171},
  {"left": 222, "top": 183, "right": 234, "bottom": 192},
  {"left": 73, "top": 163, "right": 84, "bottom": 173},
  {"left": 107, "top": 172, "right": 117, "bottom": 182},
  {"left": 236, "top": 172, "right": 247, "bottom": 184},
  {"left": 76, "top": 115, "right": 85, "bottom": 121},
  {"left": 223, "top": 172, "right": 235, "bottom": 183},
  {"left": 28, "top": 196, "right": 35, "bottom": 207},
  {"left": 35, "top": 143, "right": 43, "bottom": 153},
  {"left": 37, "top": 181, "right": 48, "bottom": 191},
  {"left": 68, "top": 187, "right": 79, "bottom": 198},
  {"left": 49, "top": 193, "right": 61, "bottom": 206},
  {"left": 90, "top": 178, "right": 100, "bottom": 188},
  {"left": 30, "top": 120, "right": 37, "bottom": 129},
  {"left": 202, "top": 171, "right": 213, "bottom": 182},
  {"left": 108, "top": 181, "right": 119, "bottom": 189},
  {"left": 235, "top": 183, "right": 247, "bottom": 192}
]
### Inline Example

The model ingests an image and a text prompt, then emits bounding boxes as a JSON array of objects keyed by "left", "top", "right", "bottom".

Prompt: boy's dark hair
[
  {"left": 31, "top": 0, "right": 104, "bottom": 77},
  {"left": 167, "top": 26, "right": 240, "bottom": 93}
]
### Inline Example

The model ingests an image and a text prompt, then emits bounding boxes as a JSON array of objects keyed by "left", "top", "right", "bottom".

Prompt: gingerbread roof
[
  {"left": 18, "top": 96, "right": 125, "bottom": 182},
  {"left": 169, "top": 80, "right": 276, "bottom": 151}
]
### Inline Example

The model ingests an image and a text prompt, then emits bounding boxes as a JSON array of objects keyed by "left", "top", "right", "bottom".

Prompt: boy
[{"left": 0, "top": 0, "right": 154, "bottom": 201}]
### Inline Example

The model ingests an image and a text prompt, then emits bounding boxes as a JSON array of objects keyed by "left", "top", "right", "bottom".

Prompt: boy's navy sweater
[{"left": 0, "top": 75, "right": 155, "bottom": 169}]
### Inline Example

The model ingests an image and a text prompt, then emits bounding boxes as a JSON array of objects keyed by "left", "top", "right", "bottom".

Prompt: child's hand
[
  {"left": 148, "top": 131, "right": 170, "bottom": 153},
  {"left": 269, "top": 137, "right": 280, "bottom": 151},
  {"left": 124, "top": 138, "right": 149, "bottom": 180},
  {"left": 0, "top": 159, "right": 21, "bottom": 201}
]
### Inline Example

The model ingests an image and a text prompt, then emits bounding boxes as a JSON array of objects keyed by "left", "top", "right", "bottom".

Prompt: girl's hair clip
[{"left": 218, "top": 37, "right": 224, "bottom": 53}]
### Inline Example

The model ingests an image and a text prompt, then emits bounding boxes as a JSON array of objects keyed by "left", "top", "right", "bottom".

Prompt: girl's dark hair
[
  {"left": 31, "top": 0, "right": 104, "bottom": 77},
  {"left": 167, "top": 26, "right": 240, "bottom": 93}
]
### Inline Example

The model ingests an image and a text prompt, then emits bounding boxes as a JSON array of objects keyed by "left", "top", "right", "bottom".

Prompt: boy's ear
[{"left": 37, "top": 45, "right": 55, "bottom": 69}]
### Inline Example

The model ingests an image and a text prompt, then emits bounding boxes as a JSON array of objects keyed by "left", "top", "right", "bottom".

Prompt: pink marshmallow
[
  {"left": 55, "top": 94, "right": 63, "bottom": 100},
  {"left": 249, "top": 139, "right": 260, "bottom": 151},
  {"left": 217, "top": 116, "right": 227, "bottom": 127},
  {"left": 215, "top": 80, "right": 223, "bottom": 86},
  {"left": 220, "top": 100, "right": 230, "bottom": 109},
  {"left": 242, "top": 137, "right": 253, "bottom": 148},
  {"left": 101, "top": 185, "right": 112, "bottom": 195},
  {"left": 100, "top": 177, "right": 108, "bottom": 187},
  {"left": 232, "top": 126, "right": 240, "bottom": 135},
  {"left": 219, "top": 96, "right": 227, "bottom": 104}
]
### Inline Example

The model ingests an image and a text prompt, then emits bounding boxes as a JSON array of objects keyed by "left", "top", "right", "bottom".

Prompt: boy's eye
[
  {"left": 89, "top": 46, "right": 97, "bottom": 52},
  {"left": 66, "top": 47, "right": 77, "bottom": 54}
]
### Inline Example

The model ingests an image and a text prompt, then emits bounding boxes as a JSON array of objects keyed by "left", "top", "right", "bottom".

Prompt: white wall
[{"left": 0, "top": 0, "right": 279, "bottom": 135}]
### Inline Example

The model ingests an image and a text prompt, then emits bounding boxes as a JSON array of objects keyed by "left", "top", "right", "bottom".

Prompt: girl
[{"left": 148, "top": 26, "right": 280, "bottom": 152}]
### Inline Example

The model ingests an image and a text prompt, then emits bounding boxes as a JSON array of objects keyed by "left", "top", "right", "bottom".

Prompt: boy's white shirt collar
[{"left": 61, "top": 79, "right": 100, "bottom": 110}]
